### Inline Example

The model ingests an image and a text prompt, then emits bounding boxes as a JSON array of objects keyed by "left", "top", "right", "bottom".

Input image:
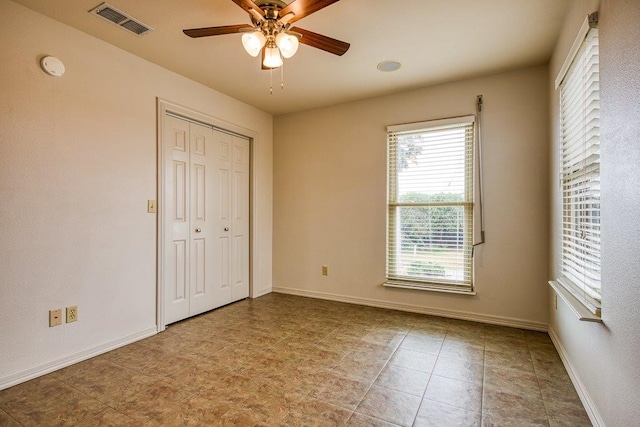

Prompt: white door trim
[{"left": 156, "top": 98, "right": 258, "bottom": 332}]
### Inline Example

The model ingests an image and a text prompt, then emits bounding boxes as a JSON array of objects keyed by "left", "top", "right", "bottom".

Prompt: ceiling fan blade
[
  {"left": 183, "top": 24, "right": 252, "bottom": 38},
  {"left": 280, "top": 0, "right": 340, "bottom": 24},
  {"left": 230, "top": 0, "right": 265, "bottom": 19},
  {"left": 291, "top": 27, "right": 350, "bottom": 56}
]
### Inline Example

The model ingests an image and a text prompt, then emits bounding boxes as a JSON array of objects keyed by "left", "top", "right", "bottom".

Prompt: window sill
[
  {"left": 548, "top": 280, "right": 602, "bottom": 323},
  {"left": 383, "top": 281, "right": 476, "bottom": 296}
]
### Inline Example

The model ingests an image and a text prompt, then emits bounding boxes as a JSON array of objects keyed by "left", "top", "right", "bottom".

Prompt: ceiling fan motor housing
[{"left": 183, "top": 0, "right": 351, "bottom": 59}]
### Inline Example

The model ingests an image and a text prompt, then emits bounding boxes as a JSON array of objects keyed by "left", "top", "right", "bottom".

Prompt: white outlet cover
[{"left": 40, "top": 56, "right": 65, "bottom": 77}]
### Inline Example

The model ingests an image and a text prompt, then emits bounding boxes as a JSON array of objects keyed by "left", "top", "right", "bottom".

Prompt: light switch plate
[{"left": 147, "top": 200, "right": 157, "bottom": 213}]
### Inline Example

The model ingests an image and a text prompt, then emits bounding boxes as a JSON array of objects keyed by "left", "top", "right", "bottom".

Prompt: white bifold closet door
[{"left": 163, "top": 114, "right": 249, "bottom": 325}]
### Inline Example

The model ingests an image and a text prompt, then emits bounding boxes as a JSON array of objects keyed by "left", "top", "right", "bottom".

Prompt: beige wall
[
  {"left": 0, "top": 0, "right": 272, "bottom": 387},
  {"left": 548, "top": 0, "right": 640, "bottom": 425},
  {"left": 274, "top": 66, "right": 550, "bottom": 328}
]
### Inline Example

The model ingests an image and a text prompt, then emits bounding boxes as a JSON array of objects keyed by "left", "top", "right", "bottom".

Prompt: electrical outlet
[
  {"left": 147, "top": 200, "right": 157, "bottom": 213},
  {"left": 322, "top": 265, "right": 328, "bottom": 276},
  {"left": 66, "top": 305, "right": 78, "bottom": 323},
  {"left": 49, "top": 309, "right": 62, "bottom": 327}
]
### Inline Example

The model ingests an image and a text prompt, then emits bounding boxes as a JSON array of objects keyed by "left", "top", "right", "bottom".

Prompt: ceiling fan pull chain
[
  {"left": 270, "top": 67, "right": 273, "bottom": 95},
  {"left": 281, "top": 63, "right": 284, "bottom": 89}
]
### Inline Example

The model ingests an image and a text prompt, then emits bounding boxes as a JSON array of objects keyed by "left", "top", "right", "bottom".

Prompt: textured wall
[
  {"left": 274, "top": 66, "right": 550, "bottom": 328},
  {"left": 548, "top": 0, "right": 640, "bottom": 424},
  {"left": 0, "top": 0, "right": 272, "bottom": 387}
]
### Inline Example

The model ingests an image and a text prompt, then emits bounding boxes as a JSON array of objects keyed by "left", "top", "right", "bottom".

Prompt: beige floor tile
[
  {"left": 162, "top": 361, "right": 234, "bottom": 394},
  {"left": 356, "top": 385, "right": 421, "bottom": 427},
  {"left": 483, "top": 365, "right": 541, "bottom": 398},
  {"left": 482, "top": 413, "right": 550, "bottom": 426},
  {"left": 484, "top": 338, "right": 530, "bottom": 355},
  {"left": 266, "top": 365, "right": 332, "bottom": 396},
  {"left": 104, "top": 343, "right": 195, "bottom": 380},
  {"left": 482, "top": 384, "right": 547, "bottom": 421},
  {"left": 527, "top": 338, "right": 557, "bottom": 353},
  {"left": 0, "top": 377, "right": 112, "bottom": 427},
  {"left": 444, "top": 328, "right": 486, "bottom": 346},
  {"left": 415, "top": 399, "right": 481, "bottom": 427},
  {"left": 448, "top": 319, "right": 486, "bottom": 332},
  {"left": 85, "top": 408, "right": 137, "bottom": 426},
  {"left": 58, "top": 360, "right": 159, "bottom": 406},
  {"left": 484, "top": 325, "right": 527, "bottom": 341},
  {"left": 432, "top": 355, "right": 484, "bottom": 385},
  {"left": 112, "top": 380, "right": 194, "bottom": 424},
  {"left": 353, "top": 341, "right": 399, "bottom": 360},
  {"left": 361, "top": 329, "right": 406, "bottom": 349},
  {"left": 301, "top": 346, "right": 347, "bottom": 369},
  {"left": 311, "top": 372, "right": 372, "bottom": 410},
  {"left": 374, "top": 364, "right": 430, "bottom": 396},
  {"left": 523, "top": 330, "right": 552, "bottom": 342},
  {"left": 411, "top": 316, "right": 451, "bottom": 331},
  {"left": 439, "top": 340, "right": 485, "bottom": 363},
  {"left": 532, "top": 354, "right": 570, "bottom": 381},
  {"left": 398, "top": 335, "right": 443, "bottom": 355},
  {"left": 0, "top": 409, "right": 21, "bottom": 427},
  {"left": 333, "top": 353, "right": 388, "bottom": 380},
  {"left": 405, "top": 328, "right": 447, "bottom": 342},
  {"left": 537, "top": 375, "right": 586, "bottom": 416},
  {"left": 346, "top": 411, "right": 402, "bottom": 426},
  {"left": 173, "top": 395, "right": 234, "bottom": 425},
  {"left": 221, "top": 383, "right": 305, "bottom": 425},
  {"left": 388, "top": 348, "right": 437, "bottom": 373},
  {"left": 484, "top": 349, "right": 535, "bottom": 372},
  {"left": 544, "top": 399, "right": 592, "bottom": 427},
  {"left": 424, "top": 374, "right": 483, "bottom": 413},
  {"left": 218, "top": 407, "right": 273, "bottom": 426},
  {"left": 286, "top": 397, "right": 354, "bottom": 426}
]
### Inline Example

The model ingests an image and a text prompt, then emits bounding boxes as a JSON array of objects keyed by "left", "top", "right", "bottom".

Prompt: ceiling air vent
[{"left": 89, "top": 2, "right": 154, "bottom": 36}]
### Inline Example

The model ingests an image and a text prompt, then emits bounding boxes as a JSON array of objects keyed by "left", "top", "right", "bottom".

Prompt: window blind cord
[{"left": 473, "top": 95, "right": 486, "bottom": 254}]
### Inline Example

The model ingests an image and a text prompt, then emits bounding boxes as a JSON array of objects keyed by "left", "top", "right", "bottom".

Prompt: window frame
[
  {"left": 385, "top": 115, "right": 475, "bottom": 294},
  {"left": 553, "top": 12, "right": 601, "bottom": 317}
]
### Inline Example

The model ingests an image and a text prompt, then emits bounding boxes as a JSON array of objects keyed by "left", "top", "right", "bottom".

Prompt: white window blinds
[
  {"left": 387, "top": 116, "right": 474, "bottom": 291},
  {"left": 558, "top": 24, "right": 601, "bottom": 315}
]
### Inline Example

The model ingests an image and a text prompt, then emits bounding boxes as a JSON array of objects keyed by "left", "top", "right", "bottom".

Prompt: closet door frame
[{"left": 156, "top": 99, "right": 257, "bottom": 331}]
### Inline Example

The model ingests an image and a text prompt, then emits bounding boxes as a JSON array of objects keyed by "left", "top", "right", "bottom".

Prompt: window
[
  {"left": 386, "top": 116, "right": 475, "bottom": 292},
  {"left": 556, "top": 15, "right": 601, "bottom": 315}
]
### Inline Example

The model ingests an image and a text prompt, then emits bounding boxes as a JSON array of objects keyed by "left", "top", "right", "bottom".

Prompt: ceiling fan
[{"left": 183, "top": 0, "right": 350, "bottom": 69}]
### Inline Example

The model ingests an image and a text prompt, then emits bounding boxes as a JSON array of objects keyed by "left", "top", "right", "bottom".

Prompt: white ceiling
[{"left": 12, "top": 0, "right": 572, "bottom": 115}]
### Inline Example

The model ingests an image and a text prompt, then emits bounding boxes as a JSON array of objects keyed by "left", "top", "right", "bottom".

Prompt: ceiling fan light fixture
[
  {"left": 264, "top": 46, "right": 283, "bottom": 68},
  {"left": 241, "top": 31, "right": 266, "bottom": 57},
  {"left": 276, "top": 32, "right": 299, "bottom": 59}
]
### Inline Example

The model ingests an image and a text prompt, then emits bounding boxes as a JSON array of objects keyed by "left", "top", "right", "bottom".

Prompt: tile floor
[{"left": 0, "top": 293, "right": 591, "bottom": 426}]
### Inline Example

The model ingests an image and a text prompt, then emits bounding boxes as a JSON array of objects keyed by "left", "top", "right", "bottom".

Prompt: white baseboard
[
  {"left": 272, "top": 286, "right": 548, "bottom": 332},
  {"left": 0, "top": 326, "right": 157, "bottom": 391},
  {"left": 548, "top": 327, "right": 604, "bottom": 427}
]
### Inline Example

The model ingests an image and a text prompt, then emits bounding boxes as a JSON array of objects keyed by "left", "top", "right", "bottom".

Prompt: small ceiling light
[
  {"left": 377, "top": 60, "right": 402, "bottom": 72},
  {"left": 275, "top": 32, "right": 299, "bottom": 58},
  {"left": 241, "top": 31, "right": 266, "bottom": 57},
  {"left": 263, "top": 43, "right": 283, "bottom": 68}
]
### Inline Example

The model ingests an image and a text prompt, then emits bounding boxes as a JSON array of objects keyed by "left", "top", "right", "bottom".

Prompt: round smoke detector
[
  {"left": 40, "top": 56, "right": 65, "bottom": 77},
  {"left": 377, "top": 60, "right": 402, "bottom": 72}
]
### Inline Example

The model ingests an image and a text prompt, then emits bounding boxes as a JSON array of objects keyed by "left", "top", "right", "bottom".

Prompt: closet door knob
[
  {"left": 195, "top": 228, "right": 202, "bottom": 233},
  {"left": 224, "top": 227, "right": 230, "bottom": 232}
]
